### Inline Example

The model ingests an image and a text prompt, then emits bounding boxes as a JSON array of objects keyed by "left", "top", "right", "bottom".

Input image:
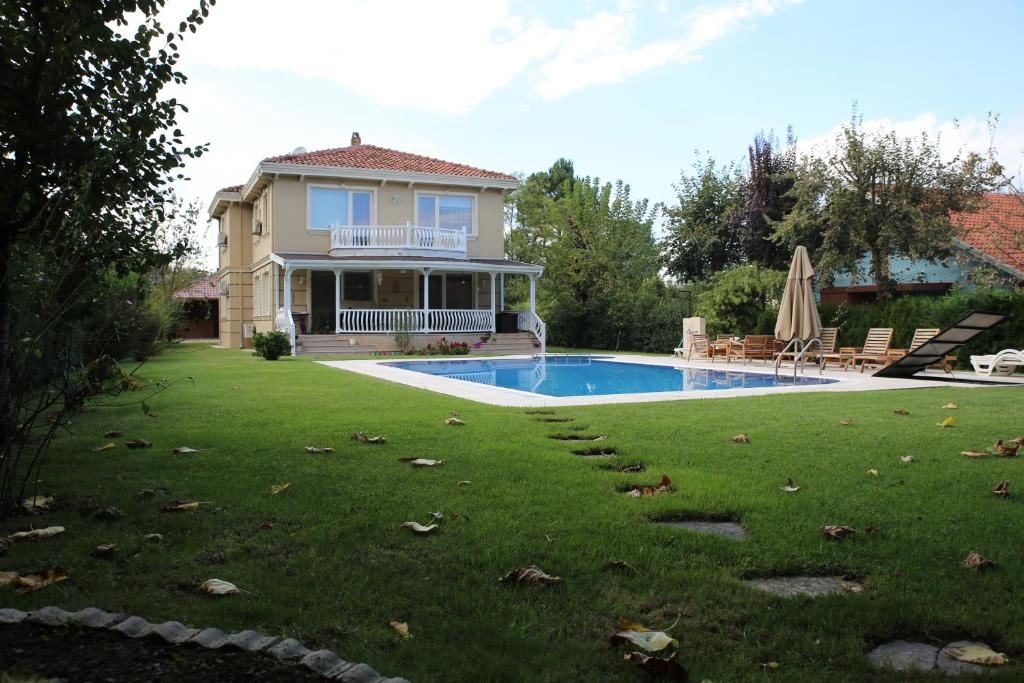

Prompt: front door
[
  {"left": 446, "top": 274, "right": 472, "bottom": 309},
  {"left": 310, "top": 271, "right": 335, "bottom": 334}
]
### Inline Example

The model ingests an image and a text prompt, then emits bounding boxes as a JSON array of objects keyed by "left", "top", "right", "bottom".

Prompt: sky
[{"left": 157, "top": 0, "right": 1024, "bottom": 268}]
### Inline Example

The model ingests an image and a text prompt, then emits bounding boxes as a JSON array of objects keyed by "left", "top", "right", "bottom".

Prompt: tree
[
  {"left": 738, "top": 129, "right": 797, "bottom": 270},
  {"left": 661, "top": 157, "right": 744, "bottom": 282},
  {"left": 0, "top": 1, "right": 212, "bottom": 514},
  {"left": 776, "top": 113, "right": 1002, "bottom": 298}
]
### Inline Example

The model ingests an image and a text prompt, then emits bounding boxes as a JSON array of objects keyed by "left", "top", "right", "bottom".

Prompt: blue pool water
[{"left": 383, "top": 356, "right": 838, "bottom": 397}]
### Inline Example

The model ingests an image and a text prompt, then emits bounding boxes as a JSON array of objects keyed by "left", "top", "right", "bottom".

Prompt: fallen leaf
[
  {"left": 499, "top": 565, "right": 561, "bottom": 585},
  {"left": 900, "top": 455, "right": 916, "bottom": 463},
  {"left": 619, "top": 463, "right": 646, "bottom": 473},
  {"left": 961, "top": 552, "right": 996, "bottom": 569},
  {"left": 0, "top": 570, "right": 17, "bottom": 586},
  {"left": 606, "top": 560, "right": 636, "bottom": 573},
  {"left": 259, "top": 522, "right": 275, "bottom": 530},
  {"left": 90, "top": 543, "right": 118, "bottom": 557},
  {"left": 126, "top": 439, "right": 152, "bottom": 449},
  {"left": 779, "top": 477, "right": 800, "bottom": 492},
  {"left": 92, "top": 443, "right": 116, "bottom": 452},
  {"left": 172, "top": 446, "right": 204, "bottom": 454},
  {"left": 93, "top": 506, "right": 125, "bottom": 520},
  {"left": 142, "top": 533, "right": 163, "bottom": 543},
  {"left": 104, "top": 430, "right": 123, "bottom": 438},
  {"left": 22, "top": 496, "right": 53, "bottom": 513},
  {"left": 892, "top": 409, "right": 910, "bottom": 415},
  {"left": 457, "top": 480, "right": 471, "bottom": 486},
  {"left": 993, "top": 480, "right": 1009, "bottom": 497},
  {"left": 388, "top": 620, "right": 410, "bottom": 638},
  {"left": 136, "top": 488, "right": 155, "bottom": 498},
  {"left": 198, "top": 578, "right": 241, "bottom": 596},
  {"left": 12, "top": 567, "right": 69, "bottom": 593},
  {"left": 1012, "top": 436, "right": 1024, "bottom": 446},
  {"left": 760, "top": 661, "right": 782, "bottom": 670},
  {"left": 627, "top": 474, "right": 672, "bottom": 498},
  {"left": 838, "top": 579, "right": 864, "bottom": 593},
  {"left": 6, "top": 526, "right": 65, "bottom": 543},
  {"left": 304, "top": 446, "right": 334, "bottom": 454},
  {"left": 937, "top": 416, "right": 955, "bottom": 428},
  {"left": 270, "top": 483, "right": 290, "bottom": 495},
  {"left": 160, "top": 500, "right": 202, "bottom": 512},
  {"left": 821, "top": 525, "right": 856, "bottom": 539},
  {"left": 444, "top": 417, "right": 465, "bottom": 426},
  {"left": 839, "top": 419, "right": 853, "bottom": 426},
  {"left": 961, "top": 450, "right": 989, "bottom": 458},
  {"left": 398, "top": 458, "right": 446, "bottom": 467},
  {"left": 731, "top": 433, "right": 749, "bottom": 443},
  {"left": 611, "top": 621, "right": 679, "bottom": 652},
  {"left": 867, "top": 469, "right": 879, "bottom": 476},
  {"left": 993, "top": 440, "right": 1019, "bottom": 457},
  {"left": 623, "top": 651, "right": 688, "bottom": 682},
  {"left": 400, "top": 522, "right": 438, "bottom": 534},
  {"left": 943, "top": 644, "right": 1007, "bottom": 666},
  {"left": 943, "top": 402, "right": 958, "bottom": 409},
  {"left": 352, "top": 432, "right": 386, "bottom": 444}
]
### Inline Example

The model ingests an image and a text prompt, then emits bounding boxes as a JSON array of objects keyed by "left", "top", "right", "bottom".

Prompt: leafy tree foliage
[
  {"left": 694, "top": 264, "right": 787, "bottom": 336},
  {"left": 0, "top": 0, "right": 212, "bottom": 514},
  {"left": 775, "top": 114, "right": 1003, "bottom": 297},
  {"left": 738, "top": 130, "right": 797, "bottom": 270}
]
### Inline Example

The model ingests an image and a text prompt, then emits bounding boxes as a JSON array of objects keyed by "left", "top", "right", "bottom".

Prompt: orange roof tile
[
  {"left": 263, "top": 144, "right": 517, "bottom": 182},
  {"left": 219, "top": 184, "right": 243, "bottom": 193},
  {"left": 952, "top": 193, "right": 1024, "bottom": 274},
  {"left": 172, "top": 275, "right": 218, "bottom": 300}
]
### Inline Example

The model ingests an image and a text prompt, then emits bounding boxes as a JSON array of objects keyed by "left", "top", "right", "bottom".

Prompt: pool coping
[{"left": 317, "top": 354, "right": 1024, "bottom": 407}]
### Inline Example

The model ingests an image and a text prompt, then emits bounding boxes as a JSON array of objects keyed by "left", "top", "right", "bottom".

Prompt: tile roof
[
  {"left": 219, "top": 184, "right": 243, "bottom": 193},
  {"left": 172, "top": 275, "right": 219, "bottom": 300},
  {"left": 952, "top": 193, "right": 1024, "bottom": 274},
  {"left": 262, "top": 144, "right": 517, "bottom": 182}
]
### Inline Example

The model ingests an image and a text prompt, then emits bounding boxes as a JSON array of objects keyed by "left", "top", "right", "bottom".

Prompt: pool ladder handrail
[{"left": 774, "top": 337, "right": 823, "bottom": 381}]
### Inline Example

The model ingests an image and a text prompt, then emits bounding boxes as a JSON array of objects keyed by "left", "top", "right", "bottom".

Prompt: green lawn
[{"left": 3, "top": 346, "right": 1023, "bottom": 682}]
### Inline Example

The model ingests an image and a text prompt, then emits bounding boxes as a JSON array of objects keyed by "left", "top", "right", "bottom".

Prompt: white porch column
[
  {"left": 272, "top": 263, "right": 279, "bottom": 322},
  {"left": 499, "top": 273, "right": 505, "bottom": 310},
  {"left": 284, "top": 266, "right": 295, "bottom": 355},
  {"left": 422, "top": 268, "right": 431, "bottom": 333},
  {"left": 334, "top": 269, "right": 342, "bottom": 333},
  {"left": 489, "top": 272, "right": 497, "bottom": 333},
  {"left": 529, "top": 273, "right": 537, "bottom": 317}
]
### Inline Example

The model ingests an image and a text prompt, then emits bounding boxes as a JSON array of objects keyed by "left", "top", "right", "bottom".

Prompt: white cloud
[{"left": 159, "top": 0, "right": 798, "bottom": 113}]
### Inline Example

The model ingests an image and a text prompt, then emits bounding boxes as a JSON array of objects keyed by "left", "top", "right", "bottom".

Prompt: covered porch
[{"left": 269, "top": 253, "right": 545, "bottom": 354}]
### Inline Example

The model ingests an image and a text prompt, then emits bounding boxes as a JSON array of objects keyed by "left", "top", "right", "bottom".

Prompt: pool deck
[{"left": 317, "top": 354, "right": 1024, "bottom": 407}]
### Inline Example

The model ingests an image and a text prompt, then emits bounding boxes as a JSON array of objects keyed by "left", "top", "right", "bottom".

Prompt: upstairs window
[
  {"left": 308, "top": 187, "right": 373, "bottom": 230},
  {"left": 416, "top": 193, "right": 475, "bottom": 235}
]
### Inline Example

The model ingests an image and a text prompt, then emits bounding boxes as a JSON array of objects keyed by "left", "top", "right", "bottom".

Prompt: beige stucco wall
[{"left": 270, "top": 176, "right": 507, "bottom": 258}]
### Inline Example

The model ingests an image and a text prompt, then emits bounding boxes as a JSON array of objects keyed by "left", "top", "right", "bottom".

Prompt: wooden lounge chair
[
  {"left": 821, "top": 328, "right": 892, "bottom": 371},
  {"left": 885, "top": 329, "right": 959, "bottom": 373},
  {"left": 851, "top": 328, "right": 897, "bottom": 372},
  {"left": 726, "top": 335, "right": 774, "bottom": 364},
  {"left": 775, "top": 327, "right": 838, "bottom": 365},
  {"left": 971, "top": 349, "right": 1024, "bottom": 376}
]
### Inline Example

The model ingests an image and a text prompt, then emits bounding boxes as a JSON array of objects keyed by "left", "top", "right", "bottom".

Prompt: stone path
[
  {"left": 867, "top": 640, "right": 996, "bottom": 675},
  {"left": 742, "top": 576, "right": 863, "bottom": 598},
  {"left": 0, "top": 606, "right": 407, "bottom": 682},
  {"left": 655, "top": 520, "right": 749, "bottom": 540}
]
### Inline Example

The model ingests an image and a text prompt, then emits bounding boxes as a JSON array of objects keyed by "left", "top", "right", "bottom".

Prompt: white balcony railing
[
  {"left": 517, "top": 310, "right": 547, "bottom": 353},
  {"left": 330, "top": 223, "right": 468, "bottom": 257},
  {"left": 337, "top": 308, "right": 492, "bottom": 334}
]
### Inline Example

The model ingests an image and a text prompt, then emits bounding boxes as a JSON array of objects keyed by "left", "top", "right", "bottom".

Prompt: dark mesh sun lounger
[{"left": 873, "top": 311, "right": 1008, "bottom": 379}]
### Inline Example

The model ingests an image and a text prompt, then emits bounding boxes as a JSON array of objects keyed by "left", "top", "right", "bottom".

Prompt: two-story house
[{"left": 208, "top": 133, "right": 544, "bottom": 355}]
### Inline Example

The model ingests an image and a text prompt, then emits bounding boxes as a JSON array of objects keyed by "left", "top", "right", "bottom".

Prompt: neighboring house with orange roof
[
  {"left": 208, "top": 133, "right": 543, "bottom": 354},
  {"left": 821, "top": 192, "right": 1024, "bottom": 304},
  {"left": 172, "top": 274, "right": 219, "bottom": 339}
]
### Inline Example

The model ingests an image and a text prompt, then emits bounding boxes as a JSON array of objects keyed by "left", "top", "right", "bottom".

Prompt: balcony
[{"left": 330, "top": 223, "right": 468, "bottom": 259}]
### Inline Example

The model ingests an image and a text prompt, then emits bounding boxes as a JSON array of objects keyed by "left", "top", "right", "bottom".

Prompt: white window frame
[
  {"left": 414, "top": 190, "right": 478, "bottom": 237},
  {"left": 306, "top": 184, "right": 376, "bottom": 232}
]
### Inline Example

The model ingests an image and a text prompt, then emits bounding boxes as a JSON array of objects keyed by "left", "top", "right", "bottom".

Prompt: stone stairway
[
  {"left": 296, "top": 332, "right": 539, "bottom": 356},
  {"left": 468, "top": 332, "right": 539, "bottom": 356}
]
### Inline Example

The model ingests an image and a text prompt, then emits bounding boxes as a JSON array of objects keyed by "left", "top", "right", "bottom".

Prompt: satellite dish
[{"left": 290, "top": 146, "right": 307, "bottom": 155}]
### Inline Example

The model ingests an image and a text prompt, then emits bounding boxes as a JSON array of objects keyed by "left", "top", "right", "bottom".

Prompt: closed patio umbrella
[{"left": 775, "top": 246, "right": 821, "bottom": 342}]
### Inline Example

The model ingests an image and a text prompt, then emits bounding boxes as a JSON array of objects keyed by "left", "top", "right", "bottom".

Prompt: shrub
[
  {"left": 252, "top": 330, "right": 291, "bottom": 360},
  {"left": 406, "top": 338, "right": 471, "bottom": 356},
  {"left": 695, "top": 264, "right": 787, "bottom": 336}
]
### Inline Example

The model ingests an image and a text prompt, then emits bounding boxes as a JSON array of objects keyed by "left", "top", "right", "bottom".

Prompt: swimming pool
[{"left": 383, "top": 356, "right": 838, "bottom": 397}]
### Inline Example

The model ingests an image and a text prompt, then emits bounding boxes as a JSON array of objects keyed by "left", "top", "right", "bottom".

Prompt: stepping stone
[
  {"left": 223, "top": 629, "right": 281, "bottom": 652},
  {"left": 71, "top": 607, "right": 126, "bottom": 629},
  {"left": 111, "top": 615, "right": 153, "bottom": 638},
  {"left": 189, "top": 626, "right": 228, "bottom": 649},
  {"left": 658, "top": 520, "right": 748, "bottom": 540},
  {"left": 150, "top": 620, "right": 200, "bottom": 644},
  {"left": 0, "top": 608, "right": 28, "bottom": 624},
  {"left": 301, "top": 649, "right": 351, "bottom": 678},
  {"left": 335, "top": 663, "right": 388, "bottom": 683},
  {"left": 268, "top": 637, "right": 310, "bottom": 661},
  {"left": 937, "top": 641, "right": 993, "bottom": 675},
  {"left": 867, "top": 640, "right": 939, "bottom": 672},
  {"left": 29, "top": 606, "right": 72, "bottom": 627},
  {"left": 743, "top": 576, "right": 862, "bottom": 598}
]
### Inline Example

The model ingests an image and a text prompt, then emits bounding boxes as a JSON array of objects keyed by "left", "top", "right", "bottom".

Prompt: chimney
[{"left": 351, "top": 131, "right": 361, "bottom": 146}]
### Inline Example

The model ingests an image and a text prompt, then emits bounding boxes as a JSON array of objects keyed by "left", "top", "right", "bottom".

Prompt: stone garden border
[{"left": 0, "top": 606, "right": 408, "bottom": 683}]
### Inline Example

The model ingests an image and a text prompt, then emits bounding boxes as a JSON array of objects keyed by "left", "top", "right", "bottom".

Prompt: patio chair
[
  {"left": 674, "top": 333, "right": 712, "bottom": 361},
  {"left": 971, "top": 349, "right": 1024, "bottom": 376},
  {"left": 774, "top": 327, "right": 838, "bottom": 366},
  {"left": 726, "top": 335, "right": 774, "bottom": 364},
  {"left": 821, "top": 328, "right": 893, "bottom": 371}
]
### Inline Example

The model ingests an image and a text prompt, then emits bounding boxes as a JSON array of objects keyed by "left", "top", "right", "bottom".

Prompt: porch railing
[
  {"left": 517, "top": 311, "right": 547, "bottom": 352},
  {"left": 330, "top": 223, "right": 467, "bottom": 257},
  {"left": 337, "top": 308, "right": 492, "bottom": 334}
]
